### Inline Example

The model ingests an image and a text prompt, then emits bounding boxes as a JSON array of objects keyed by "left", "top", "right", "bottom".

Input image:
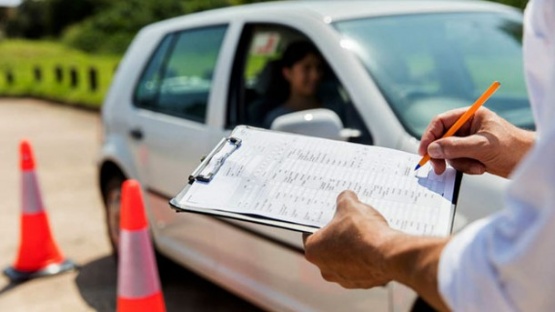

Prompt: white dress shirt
[{"left": 438, "top": 1, "right": 555, "bottom": 311}]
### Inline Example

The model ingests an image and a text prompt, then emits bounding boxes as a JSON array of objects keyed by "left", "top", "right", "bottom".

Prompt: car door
[{"left": 129, "top": 25, "right": 229, "bottom": 236}]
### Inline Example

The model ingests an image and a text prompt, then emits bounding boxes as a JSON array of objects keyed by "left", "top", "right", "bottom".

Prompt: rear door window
[{"left": 134, "top": 25, "right": 228, "bottom": 123}]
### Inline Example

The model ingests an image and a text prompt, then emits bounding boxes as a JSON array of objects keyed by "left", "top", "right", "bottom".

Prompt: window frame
[
  {"left": 226, "top": 23, "right": 307, "bottom": 129},
  {"left": 226, "top": 22, "right": 373, "bottom": 145}
]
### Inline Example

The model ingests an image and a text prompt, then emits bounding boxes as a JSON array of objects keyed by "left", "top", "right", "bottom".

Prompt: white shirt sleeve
[{"left": 438, "top": 1, "right": 555, "bottom": 311}]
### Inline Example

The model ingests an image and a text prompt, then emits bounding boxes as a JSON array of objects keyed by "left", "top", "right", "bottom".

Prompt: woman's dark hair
[
  {"left": 263, "top": 41, "right": 323, "bottom": 106},
  {"left": 280, "top": 41, "right": 322, "bottom": 69}
]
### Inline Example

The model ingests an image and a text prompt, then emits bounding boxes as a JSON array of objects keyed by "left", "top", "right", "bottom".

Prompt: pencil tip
[{"left": 414, "top": 164, "right": 421, "bottom": 171}]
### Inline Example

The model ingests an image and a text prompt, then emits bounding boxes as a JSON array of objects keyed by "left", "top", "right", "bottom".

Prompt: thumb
[
  {"left": 335, "top": 190, "right": 359, "bottom": 216},
  {"left": 428, "top": 135, "right": 487, "bottom": 160}
]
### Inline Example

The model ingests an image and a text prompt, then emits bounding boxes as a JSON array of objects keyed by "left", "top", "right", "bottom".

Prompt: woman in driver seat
[{"left": 263, "top": 41, "right": 325, "bottom": 128}]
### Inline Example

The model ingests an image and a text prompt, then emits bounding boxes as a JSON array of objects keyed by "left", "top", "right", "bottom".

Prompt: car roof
[
  {"left": 189, "top": 1, "right": 515, "bottom": 21},
  {"left": 142, "top": 1, "right": 520, "bottom": 36},
  {"left": 236, "top": 0, "right": 519, "bottom": 21}
]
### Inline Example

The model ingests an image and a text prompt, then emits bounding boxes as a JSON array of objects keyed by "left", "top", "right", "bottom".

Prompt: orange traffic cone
[
  {"left": 117, "top": 180, "right": 165, "bottom": 312},
  {"left": 3, "top": 140, "right": 77, "bottom": 282}
]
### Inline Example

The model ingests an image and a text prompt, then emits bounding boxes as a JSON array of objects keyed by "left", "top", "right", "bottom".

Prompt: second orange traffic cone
[
  {"left": 3, "top": 140, "right": 77, "bottom": 282},
  {"left": 117, "top": 180, "right": 166, "bottom": 312}
]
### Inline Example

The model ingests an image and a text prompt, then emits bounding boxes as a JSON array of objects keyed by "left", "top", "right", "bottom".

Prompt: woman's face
[{"left": 283, "top": 53, "right": 323, "bottom": 97}]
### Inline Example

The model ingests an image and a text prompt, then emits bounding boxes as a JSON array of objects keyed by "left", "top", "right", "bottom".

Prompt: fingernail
[{"left": 428, "top": 143, "right": 443, "bottom": 158}]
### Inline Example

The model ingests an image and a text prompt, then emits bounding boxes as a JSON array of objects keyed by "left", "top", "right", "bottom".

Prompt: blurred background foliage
[
  {"left": 0, "top": 0, "right": 269, "bottom": 108},
  {"left": 0, "top": 0, "right": 529, "bottom": 109},
  {"left": 493, "top": 0, "right": 528, "bottom": 9},
  {"left": 3, "top": 0, "right": 271, "bottom": 54}
]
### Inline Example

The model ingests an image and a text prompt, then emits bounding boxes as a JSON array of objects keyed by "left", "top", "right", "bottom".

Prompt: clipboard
[{"left": 170, "top": 126, "right": 461, "bottom": 236}]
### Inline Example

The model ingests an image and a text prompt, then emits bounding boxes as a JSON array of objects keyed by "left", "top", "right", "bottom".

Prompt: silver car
[{"left": 98, "top": 1, "right": 532, "bottom": 311}]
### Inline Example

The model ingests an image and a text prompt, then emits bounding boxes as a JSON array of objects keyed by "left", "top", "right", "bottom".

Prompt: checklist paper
[{"left": 171, "top": 126, "right": 460, "bottom": 236}]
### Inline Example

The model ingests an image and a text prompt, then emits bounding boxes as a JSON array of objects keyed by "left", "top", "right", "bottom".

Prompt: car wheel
[{"left": 103, "top": 175, "right": 125, "bottom": 256}]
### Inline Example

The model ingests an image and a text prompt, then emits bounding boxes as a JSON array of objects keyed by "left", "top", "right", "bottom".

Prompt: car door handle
[{"left": 129, "top": 128, "right": 144, "bottom": 141}]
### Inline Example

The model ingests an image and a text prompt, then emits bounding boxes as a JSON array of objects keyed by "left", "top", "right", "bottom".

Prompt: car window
[
  {"left": 229, "top": 24, "right": 373, "bottom": 145},
  {"left": 134, "top": 25, "right": 228, "bottom": 123},
  {"left": 335, "top": 12, "right": 533, "bottom": 137}
]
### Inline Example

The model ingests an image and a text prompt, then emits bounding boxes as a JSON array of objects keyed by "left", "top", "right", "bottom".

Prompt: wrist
[
  {"left": 516, "top": 128, "right": 535, "bottom": 152},
  {"left": 381, "top": 232, "right": 449, "bottom": 288},
  {"left": 380, "top": 232, "right": 451, "bottom": 311},
  {"left": 509, "top": 127, "right": 536, "bottom": 173}
]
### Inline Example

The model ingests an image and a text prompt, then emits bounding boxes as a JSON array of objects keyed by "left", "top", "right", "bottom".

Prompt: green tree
[
  {"left": 63, "top": 0, "right": 272, "bottom": 54},
  {"left": 62, "top": 0, "right": 188, "bottom": 54},
  {"left": 5, "top": 0, "right": 107, "bottom": 38},
  {"left": 5, "top": 0, "right": 48, "bottom": 38},
  {"left": 47, "top": 0, "right": 110, "bottom": 36},
  {"left": 489, "top": 0, "right": 528, "bottom": 9}
]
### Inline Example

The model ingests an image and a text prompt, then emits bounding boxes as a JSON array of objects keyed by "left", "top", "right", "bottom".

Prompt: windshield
[{"left": 335, "top": 12, "right": 533, "bottom": 137}]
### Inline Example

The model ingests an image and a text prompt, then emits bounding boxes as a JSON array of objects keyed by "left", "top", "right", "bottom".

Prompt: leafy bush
[
  {"left": 5, "top": 0, "right": 106, "bottom": 39},
  {"left": 62, "top": 0, "right": 186, "bottom": 54},
  {"left": 492, "top": 0, "right": 528, "bottom": 9},
  {"left": 62, "top": 0, "right": 271, "bottom": 54}
]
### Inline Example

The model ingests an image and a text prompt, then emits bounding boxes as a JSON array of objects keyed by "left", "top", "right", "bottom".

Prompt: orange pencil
[{"left": 415, "top": 81, "right": 501, "bottom": 171}]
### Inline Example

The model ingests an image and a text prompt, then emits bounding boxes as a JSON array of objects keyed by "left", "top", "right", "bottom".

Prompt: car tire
[{"left": 102, "top": 175, "right": 125, "bottom": 257}]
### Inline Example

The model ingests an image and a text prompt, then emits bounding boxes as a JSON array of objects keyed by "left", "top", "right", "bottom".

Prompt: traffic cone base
[
  {"left": 117, "top": 292, "right": 165, "bottom": 312},
  {"left": 13, "top": 212, "right": 63, "bottom": 272},
  {"left": 4, "top": 259, "right": 77, "bottom": 282},
  {"left": 4, "top": 140, "right": 78, "bottom": 283}
]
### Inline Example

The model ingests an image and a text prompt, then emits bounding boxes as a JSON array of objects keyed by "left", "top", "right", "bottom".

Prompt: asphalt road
[{"left": 0, "top": 98, "right": 260, "bottom": 311}]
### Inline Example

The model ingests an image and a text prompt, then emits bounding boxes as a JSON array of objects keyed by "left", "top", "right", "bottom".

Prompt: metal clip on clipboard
[{"left": 188, "top": 136, "right": 242, "bottom": 184}]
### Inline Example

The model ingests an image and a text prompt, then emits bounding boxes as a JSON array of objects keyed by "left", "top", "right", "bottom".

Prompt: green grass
[{"left": 0, "top": 40, "right": 121, "bottom": 109}]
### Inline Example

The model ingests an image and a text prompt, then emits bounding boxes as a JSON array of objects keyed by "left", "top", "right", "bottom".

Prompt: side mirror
[{"left": 270, "top": 108, "right": 360, "bottom": 141}]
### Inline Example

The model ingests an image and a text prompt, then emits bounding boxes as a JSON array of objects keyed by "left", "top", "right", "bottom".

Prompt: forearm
[{"left": 381, "top": 232, "right": 451, "bottom": 311}]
